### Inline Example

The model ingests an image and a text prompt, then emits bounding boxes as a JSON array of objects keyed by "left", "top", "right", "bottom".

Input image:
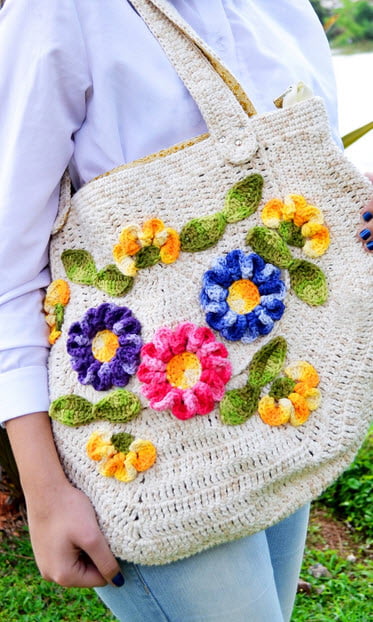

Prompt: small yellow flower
[
  {"left": 259, "top": 361, "right": 321, "bottom": 427},
  {"left": 43, "top": 279, "right": 70, "bottom": 345},
  {"left": 113, "top": 218, "right": 180, "bottom": 275},
  {"left": 261, "top": 194, "right": 329, "bottom": 257},
  {"left": 86, "top": 432, "right": 157, "bottom": 483}
]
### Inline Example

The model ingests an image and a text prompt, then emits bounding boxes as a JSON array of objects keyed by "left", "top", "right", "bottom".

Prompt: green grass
[
  {"left": 0, "top": 528, "right": 116, "bottom": 622},
  {"left": 1, "top": 525, "right": 371, "bottom": 622},
  {"left": 1, "top": 429, "right": 371, "bottom": 621},
  {"left": 293, "top": 548, "right": 372, "bottom": 621}
]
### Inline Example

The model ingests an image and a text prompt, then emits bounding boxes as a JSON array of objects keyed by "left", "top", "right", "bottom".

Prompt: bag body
[{"left": 47, "top": 0, "right": 373, "bottom": 564}]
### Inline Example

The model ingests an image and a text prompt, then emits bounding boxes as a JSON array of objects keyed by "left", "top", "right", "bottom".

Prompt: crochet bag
[{"left": 47, "top": 0, "right": 373, "bottom": 564}]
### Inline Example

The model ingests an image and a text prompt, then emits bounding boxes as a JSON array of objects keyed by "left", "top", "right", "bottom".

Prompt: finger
[
  {"left": 82, "top": 531, "right": 125, "bottom": 587},
  {"left": 39, "top": 555, "right": 108, "bottom": 589},
  {"left": 357, "top": 199, "right": 373, "bottom": 250},
  {"left": 364, "top": 172, "right": 373, "bottom": 184},
  {"left": 359, "top": 198, "right": 373, "bottom": 221}
]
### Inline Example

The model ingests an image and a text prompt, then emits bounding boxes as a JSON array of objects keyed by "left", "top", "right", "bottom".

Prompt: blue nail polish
[
  {"left": 359, "top": 228, "right": 371, "bottom": 240},
  {"left": 362, "top": 211, "right": 373, "bottom": 222},
  {"left": 112, "top": 572, "right": 125, "bottom": 587},
  {"left": 366, "top": 240, "right": 373, "bottom": 251}
]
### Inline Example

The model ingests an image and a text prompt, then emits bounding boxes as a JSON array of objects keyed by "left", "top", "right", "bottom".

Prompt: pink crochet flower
[{"left": 137, "top": 322, "right": 232, "bottom": 420}]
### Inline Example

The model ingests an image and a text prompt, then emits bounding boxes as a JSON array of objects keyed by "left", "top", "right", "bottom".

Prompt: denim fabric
[{"left": 95, "top": 503, "right": 310, "bottom": 622}]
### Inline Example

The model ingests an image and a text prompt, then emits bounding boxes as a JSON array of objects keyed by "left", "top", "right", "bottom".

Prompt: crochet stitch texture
[{"left": 47, "top": 0, "right": 373, "bottom": 565}]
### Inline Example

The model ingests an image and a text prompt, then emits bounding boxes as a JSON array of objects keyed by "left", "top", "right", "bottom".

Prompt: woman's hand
[
  {"left": 6, "top": 411, "right": 124, "bottom": 588},
  {"left": 26, "top": 479, "right": 123, "bottom": 588},
  {"left": 357, "top": 173, "right": 373, "bottom": 252}
]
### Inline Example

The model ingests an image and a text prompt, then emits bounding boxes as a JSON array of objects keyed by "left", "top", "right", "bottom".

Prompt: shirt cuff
[{"left": 0, "top": 365, "right": 50, "bottom": 423}]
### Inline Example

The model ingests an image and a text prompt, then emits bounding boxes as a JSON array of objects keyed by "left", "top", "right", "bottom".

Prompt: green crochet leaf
[
  {"left": 248, "top": 337, "right": 288, "bottom": 389},
  {"left": 54, "top": 303, "right": 65, "bottom": 331},
  {"left": 245, "top": 227, "right": 293, "bottom": 269},
  {"left": 288, "top": 259, "right": 328, "bottom": 306},
  {"left": 49, "top": 395, "right": 93, "bottom": 427},
  {"left": 219, "top": 386, "right": 261, "bottom": 425},
  {"left": 95, "top": 265, "right": 134, "bottom": 297},
  {"left": 180, "top": 212, "right": 227, "bottom": 252},
  {"left": 111, "top": 432, "right": 135, "bottom": 454},
  {"left": 222, "top": 174, "right": 263, "bottom": 223},
  {"left": 135, "top": 245, "right": 161, "bottom": 269},
  {"left": 278, "top": 221, "right": 305, "bottom": 248},
  {"left": 93, "top": 389, "right": 142, "bottom": 424},
  {"left": 268, "top": 377, "right": 296, "bottom": 399},
  {"left": 61, "top": 250, "right": 97, "bottom": 285}
]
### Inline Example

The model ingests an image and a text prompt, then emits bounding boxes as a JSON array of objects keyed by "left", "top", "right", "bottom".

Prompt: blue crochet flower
[
  {"left": 67, "top": 303, "right": 142, "bottom": 391},
  {"left": 200, "top": 250, "right": 286, "bottom": 343}
]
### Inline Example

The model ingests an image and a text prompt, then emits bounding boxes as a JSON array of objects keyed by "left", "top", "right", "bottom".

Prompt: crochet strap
[
  {"left": 130, "top": 0, "right": 258, "bottom": 165},
  {"left": 52, "top": 169, "right": 72, "bottom": 235}
]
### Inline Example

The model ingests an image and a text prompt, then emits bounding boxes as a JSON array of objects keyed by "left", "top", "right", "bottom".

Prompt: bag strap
[
  {"left": 53, "top": 0, "right": 259, "bottom": 235},
  {"left": 130, "top": 0, "right": 258, "bottom": 165}
]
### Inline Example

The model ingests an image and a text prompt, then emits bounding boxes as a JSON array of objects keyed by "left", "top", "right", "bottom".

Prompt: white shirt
[{"left": 0, "top": 0, "right": 340, "bottom": 423}]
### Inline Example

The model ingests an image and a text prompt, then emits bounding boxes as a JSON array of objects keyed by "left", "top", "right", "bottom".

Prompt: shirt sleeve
[{"left": 0, "top": 0, "right": 90, "bottom": 422}]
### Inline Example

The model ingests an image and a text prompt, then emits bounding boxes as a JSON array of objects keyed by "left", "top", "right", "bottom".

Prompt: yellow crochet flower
[
  {"left": 113, "top": 218, "right": 180, "bottom": 276},
  {"left": 261, "top": 194, "right": 329, "bottom": 258},
  {"left": 86, "top": 432, "right": 157, "bottom": 483},
  {"left": 43, "top": 279, "right": 70, "bottom": 344},
  {"left": 258, "top": 361, "right": 321, "bottom": 427}
]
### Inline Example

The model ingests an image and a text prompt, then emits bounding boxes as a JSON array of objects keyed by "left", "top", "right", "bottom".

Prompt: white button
[
  {"left": 235, "top": 139, "right": 242, "bottom": 146},
  {"left": 218, "top": 136, "right": 226, "bottom": 143}
]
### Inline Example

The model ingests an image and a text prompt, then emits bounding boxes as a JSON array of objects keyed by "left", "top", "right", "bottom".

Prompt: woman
[{"left": 0, "top": 1, "right": 370, "bottom": 621}]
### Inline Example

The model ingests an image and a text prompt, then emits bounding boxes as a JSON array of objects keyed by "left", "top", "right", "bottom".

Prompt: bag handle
[{"left": 130, "top": 0, "right": 258, "bottom": 165}]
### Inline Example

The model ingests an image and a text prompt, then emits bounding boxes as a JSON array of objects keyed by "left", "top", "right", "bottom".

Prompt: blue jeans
[{"left": 96, "top": 503, "right": 310, "bottom": 622}]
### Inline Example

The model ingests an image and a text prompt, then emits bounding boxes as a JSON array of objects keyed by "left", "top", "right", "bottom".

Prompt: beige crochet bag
[{"left": 47, "top": 0, "right": 373, "bottom": 564}]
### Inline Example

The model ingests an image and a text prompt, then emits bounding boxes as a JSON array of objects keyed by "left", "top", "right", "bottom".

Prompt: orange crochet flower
[
  {"left": 113, "top": 218, "right": 180, "bottom": 276},
  {"left": 86, "top": 431, "right": 157, "bottom": 483},
  {"left": 258, "top": 361, "right": 321, "bottom": 427},
  {"left": 43, "top": 279, "right": 70, "bottom": 344},
  {"left": 261, "top": 194, "right": 330, "bottom": 257}
]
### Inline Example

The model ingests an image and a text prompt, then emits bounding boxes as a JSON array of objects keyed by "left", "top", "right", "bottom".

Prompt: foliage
[
  {"left": 293, "top": 548, "right": 373, "bottom": 621},
  {"left": 310, "top": 0, "right": 373, "bottom": 46},
  {"left": 318, "top": 427, "right": 373, "bottom": 538},
  {"left": 310, "top": 0, "right": 332, "bottom": 23},
  {"left": 0, "top": 528, "right": 116, "bottom": 622}
]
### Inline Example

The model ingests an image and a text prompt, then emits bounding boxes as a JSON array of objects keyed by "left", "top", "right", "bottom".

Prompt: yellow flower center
[
  {"left": 92, "top": 330, "right": 120, "bottom": 362},
  {"left": 227, "top": 279, "right": 260, "bottom": 314},
  {"left": 166, "top": 352, "right": 202, "bottom": 389}
]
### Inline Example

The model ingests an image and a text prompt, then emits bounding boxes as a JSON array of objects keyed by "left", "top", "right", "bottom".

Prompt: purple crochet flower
[{"left": 67, "top": 303, "right": 142, "bottom": 391}]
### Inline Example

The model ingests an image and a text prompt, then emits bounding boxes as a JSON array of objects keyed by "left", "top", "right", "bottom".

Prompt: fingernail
[
  {"left": 362, "top": 211, "right": 373, "bottom": 222},
  {"left": 366, "top": 240, "right": 373, "bottom": 251},
  {"left": 112, "top": 572, "right": 125, "bottom": 587},
  {"left": 359, "top": 229, "right": 371, "bottom": 240}
]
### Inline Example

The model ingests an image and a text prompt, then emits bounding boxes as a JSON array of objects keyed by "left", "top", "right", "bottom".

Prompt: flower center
[
  {"left": 166, "top": 352, "right": 202, "bottom": 390},
  {"left": 92, "top": 330, "right": 120, "bottom": 362},
  {"left": 227, "top": 279, "right": 260, "bottom": 314}
]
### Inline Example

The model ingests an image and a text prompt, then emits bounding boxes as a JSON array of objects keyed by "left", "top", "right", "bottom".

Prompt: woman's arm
[{"left": 6, "top": 412, "right": 124, "bottom": 588}]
